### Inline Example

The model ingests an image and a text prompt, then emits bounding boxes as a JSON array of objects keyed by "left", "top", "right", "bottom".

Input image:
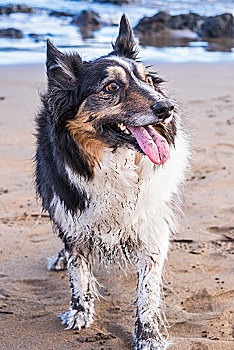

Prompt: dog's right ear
[
  {"left": 110, "top": 14, "right": 138, "bottom": 60},
  {"left": 46, "top": 39, "right": 82, "bottom": 87}
]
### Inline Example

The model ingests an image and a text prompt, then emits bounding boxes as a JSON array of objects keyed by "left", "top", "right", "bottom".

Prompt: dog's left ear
[
  {"left": 110, "top": 14, "right": 138, "bottom": 60},
  {"left": 46, "top": 39, "right": 82, "bottom": 87}
]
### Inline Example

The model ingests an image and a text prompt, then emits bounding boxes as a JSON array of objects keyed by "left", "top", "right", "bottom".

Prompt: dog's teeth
[
  {"left": 117, "top": 123, "right": 131, "bottom": 135},
  {"left": 117, "top": 123, "right": 127, "bottom": 131}
]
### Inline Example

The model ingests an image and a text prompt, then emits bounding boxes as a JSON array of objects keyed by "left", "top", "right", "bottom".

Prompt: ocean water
[{"left": 0, "top": 0, "right": 233, "bottom": 64}]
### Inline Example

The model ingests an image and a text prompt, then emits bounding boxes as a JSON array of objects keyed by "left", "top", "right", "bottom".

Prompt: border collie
[{"left": 35, "top": 14, "right": 189, "bottom": 350}]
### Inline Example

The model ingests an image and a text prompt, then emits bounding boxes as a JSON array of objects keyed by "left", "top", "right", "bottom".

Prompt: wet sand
[{"left": 0, "top": 62, "right": 233, "bottom": 350}]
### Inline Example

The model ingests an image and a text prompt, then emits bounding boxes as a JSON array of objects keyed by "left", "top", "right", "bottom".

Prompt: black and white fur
[{"left": 35, "top": 15, "right": 189, "bottom": 350}]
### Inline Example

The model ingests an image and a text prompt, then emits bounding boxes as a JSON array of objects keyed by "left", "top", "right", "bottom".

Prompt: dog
[{"left": 35, "top": 14, "right": 189, "bottom": 350}]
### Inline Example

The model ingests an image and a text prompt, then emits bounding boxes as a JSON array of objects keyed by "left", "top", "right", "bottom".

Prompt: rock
[
  {"left": 72, "top": 10, "right": 103, "bottom": 29},
  {"left": 72, "top": 10, "right": 103, "bottom": 39},
  {"left": 135, "top": 11, "right": 203, "bottom": 34},
  {"left": 94, "top": 0, "right": 137, "bottom": 4},
  {"left": 135, "top": 11, "right": 171, "bottom": 33},
  {"left": 49, "top": 10, "right": 73, "bottom": 18},
  {"left": 135, "top": 11, "right": 234, "bottom": 39},
  {"left": 169, "top": 13, "right": 203, "bottom": 32},
  {"left": 29, "top": 33, "right": 53, "bottom": 42},
  {"left": 199, "top": 13, "right": 234, "bottom": 38},
  {"left": 0, "top": 28, "right": 23, "bottom": 39},
  {"left": 0, "top": 5, "right": 34, "bottom": 15},
  {"left": 29, "top": 33, "right": 40, "bottom": 40}
]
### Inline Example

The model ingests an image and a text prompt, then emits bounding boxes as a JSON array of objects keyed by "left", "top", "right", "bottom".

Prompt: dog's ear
[
  {"left": 110, "top": 14, "right": 138, "bottom": 60},
  {"left": 46, "top": 39, "right": 82, "bottom": 86}
]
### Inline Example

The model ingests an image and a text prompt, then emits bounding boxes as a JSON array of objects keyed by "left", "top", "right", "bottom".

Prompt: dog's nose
[{"left": 151, "top": 100, "right": 174, "bottom": 121}]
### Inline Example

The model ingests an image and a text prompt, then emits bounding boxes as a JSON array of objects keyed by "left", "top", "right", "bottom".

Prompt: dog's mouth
[{"left": 105, "top": 122, "right": 169, "bottom": 165}]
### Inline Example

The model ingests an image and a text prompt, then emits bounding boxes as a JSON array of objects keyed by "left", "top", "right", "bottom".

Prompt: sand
[{"left": 0, "top": 62, "right": 233, "bottom": 350}]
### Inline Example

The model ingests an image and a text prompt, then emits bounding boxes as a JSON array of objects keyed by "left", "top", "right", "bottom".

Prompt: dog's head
[{"left": 46, "top": 15, "right": 177, "bottom": 174}]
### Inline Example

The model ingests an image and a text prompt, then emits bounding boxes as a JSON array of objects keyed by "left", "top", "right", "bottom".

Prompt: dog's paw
[
  {"left": 47, "top": 250, "right": 67, "bottom": 271},
  {"left": 135, "top": 338, "right": 167, "bottom": 350},
  {"left": 61, "top": 308, "right": 94, "bottom": 330}
]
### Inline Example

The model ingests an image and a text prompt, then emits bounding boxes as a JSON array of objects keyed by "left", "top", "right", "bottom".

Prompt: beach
[{"left": 0, "top": 62, "right": 233, "bottom": 350}]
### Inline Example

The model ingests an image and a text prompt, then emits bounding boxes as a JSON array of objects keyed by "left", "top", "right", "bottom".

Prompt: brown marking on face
[
  {"left": 106, "top": 66, "right": 127, "bottom": 84},
  {"left": 67, "top": 102, "right": 107, "bottom": 173}
]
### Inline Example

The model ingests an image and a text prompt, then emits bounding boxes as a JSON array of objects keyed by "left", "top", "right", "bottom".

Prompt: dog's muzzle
[{"left": 151, "top": 100, "right": 174, "bottom": 122}]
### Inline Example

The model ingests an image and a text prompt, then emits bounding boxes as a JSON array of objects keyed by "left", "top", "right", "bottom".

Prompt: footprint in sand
[
  {"left": 213, "top": 143, "right": 234, "bottom": 149},
  {"left": 191, "top": 342, "right": 209, "bottom": 350},
  {"left": 211, "top": 95, "right": 232, "bottom": 103},
  {"left": 183, "top": 289, "right": 213, "bottom": 313},
  {"left": 0, "top": 187, "right": 8, "bottom": 195},
  {"left": 0, "top": 213, "right": 50, "bottom": 227},
  {"left": 207, "top": 226, "right": 234, "bottom": 236},
  {"left": 227, "top": 118, "right": 234, "bottom": 125},
  {"left": 191, "top": 341, "right": 209, "bottom": 350}
]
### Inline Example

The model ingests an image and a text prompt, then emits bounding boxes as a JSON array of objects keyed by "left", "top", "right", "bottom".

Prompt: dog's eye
[
  {"left": 146, "top": 76, "right": 153, "bottom": 86},
  {"left": 105, "top": 82, "right": 119, "bottom": 92}
]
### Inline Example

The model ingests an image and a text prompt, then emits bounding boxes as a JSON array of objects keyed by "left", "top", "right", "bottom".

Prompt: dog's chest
[
  {"left": 65, "top": 149, "right": 161, "bottom": 243},
  {"left": 77, "top": 149, "right": 144, "bottom": 234},
  {"left": 63, "top": 133, "right": 188, "bottom": 251}
]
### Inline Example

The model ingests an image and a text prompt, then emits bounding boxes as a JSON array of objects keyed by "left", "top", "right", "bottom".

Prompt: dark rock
[
  {"left": 29, "top": 33, "right": 40, "bottom": 40},
  {"left": 94, "top": 0, "right": 137, "bottom": 4},
  {"left": 135, "top": 11, "right": 234, "bottom": 40},
  {"left": 29, "top": 33, "right": 53, "bottom": 42},
  {"left": 170, "top": 13, "right": 203, "bottom": 32},
  {"left": 135, "top": 11, "right": 203, "bottom": 34},
  {"left": 0, "top": 4, "right": 34, "bottom": 15},
  {"left": 72, "top": 10, "right": 103, "bottom": 29},
  {"left": 199, "top": 13, "right": 234, "bottom": 38},
  {"left": 135, "top": 11, "right": 171, "bottom": 33},
  {"left": 49, "top": 10, "right": 73, "bottom": 18},
  {"left": 72, "top": 10, "right": 103, "bottom": 39},
  {"left": 152, "top": 11, "right": 171, "bottom": 24},
  {"left": 0, "top": 28, "right": 23, "bottom": 39}
]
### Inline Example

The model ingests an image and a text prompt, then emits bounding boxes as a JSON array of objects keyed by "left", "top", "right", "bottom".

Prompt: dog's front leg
[
  {"left": 134, "top": 253, "right": 168, "bottom": 350},
  {"left": 61, "top": 252, "right": 95, "bottom": 330}
]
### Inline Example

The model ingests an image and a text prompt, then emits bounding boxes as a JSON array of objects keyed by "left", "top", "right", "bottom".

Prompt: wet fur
[{"left": 35, "top": 15, "right": 189, "bottom": 350}]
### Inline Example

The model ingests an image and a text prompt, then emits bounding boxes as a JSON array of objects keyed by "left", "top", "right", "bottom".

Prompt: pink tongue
[{"left": 127, "top": 125, "right": 169, "bottom": 165}]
